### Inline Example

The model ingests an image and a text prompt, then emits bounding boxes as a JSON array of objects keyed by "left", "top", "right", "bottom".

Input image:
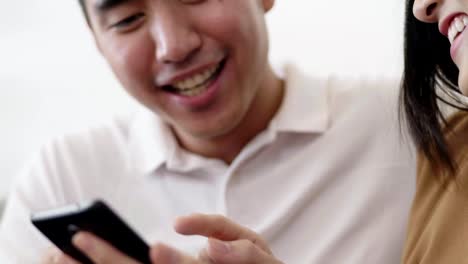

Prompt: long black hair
[{"left": 401, "top": 0, "right": 468, "bottom": 175}]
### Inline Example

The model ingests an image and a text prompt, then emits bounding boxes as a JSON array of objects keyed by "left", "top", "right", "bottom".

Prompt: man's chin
[{"left": 176, "top": 121, "right": 241, "bottom": 142}]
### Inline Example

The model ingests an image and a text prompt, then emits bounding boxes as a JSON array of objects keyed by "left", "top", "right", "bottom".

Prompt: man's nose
[
  {"left": 413, "top": 0, "right": 442, "bottom": 23},
  {"left": 150, "top": 11, "right": 202, "bottom": 64}
]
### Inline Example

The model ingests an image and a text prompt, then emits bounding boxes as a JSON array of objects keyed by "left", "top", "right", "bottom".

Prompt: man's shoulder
[
  {"left": 283, "top": 65, "right": 403, "bottom": 128},
  {"left": 327, "top": 75, "right": 400, "bottom": 102},
  {"left": 328, "top": 76, "right": 401, "bottom": 120},
  {"left": 283, "top": 65, "right": 400, "bottom": 100},
  {"left": 8, "top": 112, "right": 147, "bottom": 206},
  {"left": 295, "top": 71, "right": 401, "bottom": 117},
  {"left": 37, "top": 112, "right": 141, "bottom": 168},
  {"left": 54, "top": 114, "right": 133, "bottom": 151}
]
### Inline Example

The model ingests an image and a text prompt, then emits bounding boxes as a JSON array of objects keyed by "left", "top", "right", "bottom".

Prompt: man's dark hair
[{"left": 400, "top": 0, "right": 468, "bottom": 177}]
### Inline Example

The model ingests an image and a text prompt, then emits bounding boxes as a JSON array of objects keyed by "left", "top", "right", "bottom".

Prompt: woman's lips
[{"left": 451, "top": 29, "right": 466, "bottom": 63}]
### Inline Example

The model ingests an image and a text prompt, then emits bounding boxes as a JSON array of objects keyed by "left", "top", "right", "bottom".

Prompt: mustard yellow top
[{"left": 403, "top": 111, "right": 468, "bottom": 264}]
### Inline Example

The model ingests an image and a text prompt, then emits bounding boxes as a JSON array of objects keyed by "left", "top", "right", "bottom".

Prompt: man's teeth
[
  {"left": 178, "top": 82, "right": 210, "bottom": 97},
  {"left": 449, "top": 16, "right": 468, "bottom": 44},
  {"left": 173, "top": 65, "right": 219, "bottom": 91}
]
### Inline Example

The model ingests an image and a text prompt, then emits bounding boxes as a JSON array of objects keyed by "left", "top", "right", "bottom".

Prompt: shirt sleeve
[{"left": 0, "top": 140, "right": 67, "bottom": 263}]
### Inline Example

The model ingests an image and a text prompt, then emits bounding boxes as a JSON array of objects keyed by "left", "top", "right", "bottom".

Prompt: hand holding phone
[{"left": 31, "top": 200, "right": 151, "bottom": 264}]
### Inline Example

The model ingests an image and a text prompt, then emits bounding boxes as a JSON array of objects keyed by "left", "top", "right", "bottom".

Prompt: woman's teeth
[
  {"left": 171, "top": 64, "right": 220, "bottom": 96},
  {"left": 449, "top": 15, "right": 468, "bottom": 45}
]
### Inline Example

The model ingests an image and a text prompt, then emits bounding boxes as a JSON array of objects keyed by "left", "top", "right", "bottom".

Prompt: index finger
[{"left": 174, "top": 214, "right": 271, "bottom": 254}]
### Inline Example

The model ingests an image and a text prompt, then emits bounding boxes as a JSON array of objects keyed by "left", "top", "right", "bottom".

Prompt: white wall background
[{"left": 0, "top": 0, "right": 405, "bottom": 197}]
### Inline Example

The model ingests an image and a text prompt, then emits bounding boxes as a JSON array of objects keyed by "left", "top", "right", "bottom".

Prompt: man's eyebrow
[{"left": 94, "top": 0, "right": 132, "bottom": 14}]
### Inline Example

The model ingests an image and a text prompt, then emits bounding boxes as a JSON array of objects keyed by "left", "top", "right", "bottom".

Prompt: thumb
[{"left": 207, "top": 238, "right": 283, "bottom": 264}]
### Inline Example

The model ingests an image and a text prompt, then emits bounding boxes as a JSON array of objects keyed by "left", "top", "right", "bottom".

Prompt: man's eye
[{"left": 111, "top": 13, "right": 145, "bottom": 30}]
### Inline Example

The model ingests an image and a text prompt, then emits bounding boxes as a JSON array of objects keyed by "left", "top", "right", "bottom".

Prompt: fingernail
[
  {"left": 209, "top": 239, "right": 230, "bottom": 254},
  {"left": 72, "top": 233, "right": 92, "bottom": 252}
]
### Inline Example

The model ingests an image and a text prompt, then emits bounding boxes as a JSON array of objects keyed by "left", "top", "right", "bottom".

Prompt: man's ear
[{"left": 262, "top": 0, "right": 275, "bottom": 12}]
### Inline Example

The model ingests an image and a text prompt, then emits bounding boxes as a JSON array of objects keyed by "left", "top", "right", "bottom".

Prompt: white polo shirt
[{"left": 0, "top": 66, "right": 416, "bottom": 263}]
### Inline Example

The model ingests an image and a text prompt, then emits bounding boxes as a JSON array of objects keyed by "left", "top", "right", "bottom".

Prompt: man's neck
[{"left": 174, "top": 66, "right": 284, "bottom": 164}]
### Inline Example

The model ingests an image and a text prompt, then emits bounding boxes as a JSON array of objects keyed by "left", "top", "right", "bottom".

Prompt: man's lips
[
  {"left": 163, "top": 58, "right": 227, "bottom": 109},
  {"left": 162, "top": 60, "right": 225, "bottom": 96},
  {"left": 155, "top": 60, "right": 225, "bottom": 88}
]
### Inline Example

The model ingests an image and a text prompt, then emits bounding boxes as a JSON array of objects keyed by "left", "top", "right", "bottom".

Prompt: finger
[
  {"left": 72, "top": 232, "right": 139, "bottom": 264},
  {"left": 41, "top": 247, "right": 60, "bottom": 264},
  {"left": 206, "top": 238, "right": 283, "bottom": 264},
  {"left": 54, "top": 253, "right": 82, "bottom": 264},
  {"left": 41, "top": 247, "right": 81, "bottom": 264},
  {"left": 175, "top": 214, "right": 271, "bottom": 253},
  {"left": 198, "top": 248, "right": 214, "bottom": 263},
  {"left": 150, "top": 243, "right": 202, "bottom": 264}
]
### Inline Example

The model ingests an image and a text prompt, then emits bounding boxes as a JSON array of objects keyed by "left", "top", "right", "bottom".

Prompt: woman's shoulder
[
  {"left": 416, "top": 111, "right": 468, "bottom": 188},
  {"left": 439, "top": 111, "right": 468, "bottom": 190},
  {"left": 445, "top": 110, "right": 468, "bottom": 135},
  {"left": 444, "top": 110, "right": 468, "bottom": 160}
]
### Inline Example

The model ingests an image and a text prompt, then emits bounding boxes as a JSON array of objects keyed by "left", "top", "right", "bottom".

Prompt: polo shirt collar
[
  {"left": 128, "top": 64, "right": 330, "bottom": 174},
  {"left": 128, "top": 108, "right": 176, "bottom": 174},
  {"left": 269, "top": 64, "right": 330, "bottom": 133}
]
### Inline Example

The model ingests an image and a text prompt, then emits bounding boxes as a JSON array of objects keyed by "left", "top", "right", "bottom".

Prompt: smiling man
[
  {"left": 85, "top": 0, "right": 284, "bottom": 164},
  {"left": 0, "top": 0, "right": 416, "bottom": 263}
]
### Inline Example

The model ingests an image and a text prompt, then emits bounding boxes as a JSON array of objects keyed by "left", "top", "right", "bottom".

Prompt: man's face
[{"left": 84, "top": 0, "right": 274, "bottom": 139}]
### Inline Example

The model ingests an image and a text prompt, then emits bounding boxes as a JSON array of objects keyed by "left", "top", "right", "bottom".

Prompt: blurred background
[{"left": 0, "top": 0, "right": 405, "bottom": 198}]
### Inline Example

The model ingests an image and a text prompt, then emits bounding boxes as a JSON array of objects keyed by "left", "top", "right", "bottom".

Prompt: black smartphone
[{"left": 31, "top": 200, "right": 151, "bottom": 264}]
